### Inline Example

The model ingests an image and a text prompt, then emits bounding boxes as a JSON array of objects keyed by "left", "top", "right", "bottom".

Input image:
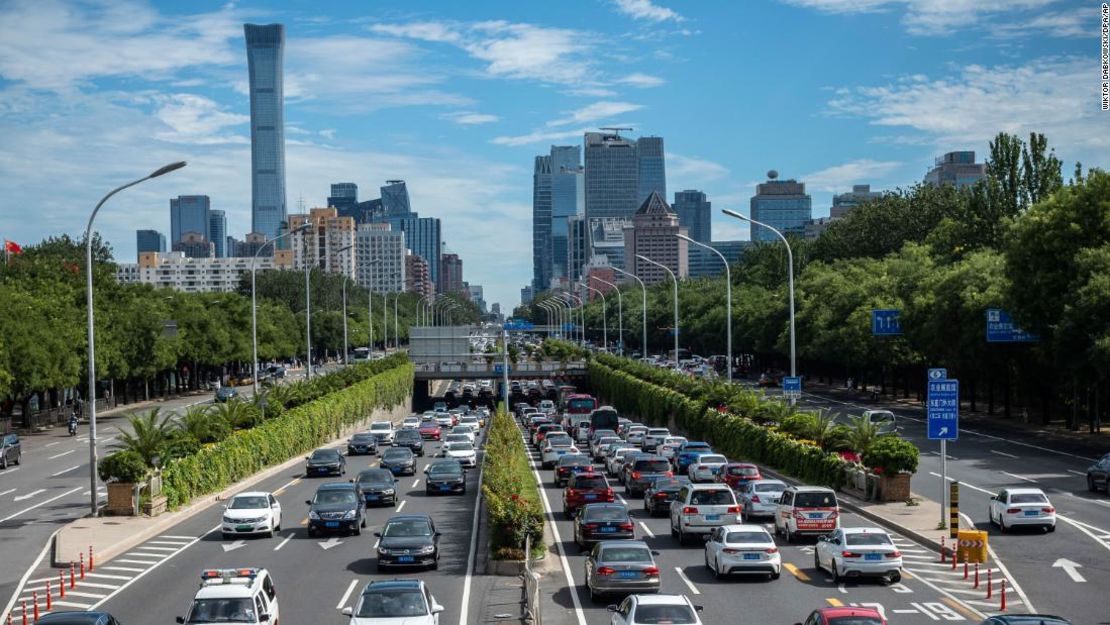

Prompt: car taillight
[
  {"left": 619, "top": 522, "right": 634, "bottom": 531},
  {"left": 583, "top": 523, "right": 599, "bottom": 529},
  {"left": 750, "top": 495, "right": 761, "bottom": 503},
  {"left": 841, "top": 551, "right": 861, "bottom": 558},
  {"left": 1006, "top": 508, "right": 1021, "bottom": 514},
  {"left": 683, "top": 506, "right": 699, "bottom": 514},
  {"left": 566, "top": 488, "right": 577, "bottom": 497},
  {"left": 631, "top": 471, "right": 642, "bottom": 480},
  {"left": 596, "top": 567, "right": 615, "bottom": 576},
  {"left": 726, "top": 506, "right": 741, "bottom": 514},
  {"left": 654, "top": 492, "right": 668, "bottom": 498},
  {"left": 643, "top": 567, "right": 660, "bottom": 576},
  {"left": 885, "top": 551, "right": 901, "bottom": 558},
  {"left": 722, "top": 548, "right": 740, "bottom": 554},
  {"left": 765, "top": 547, "right": 778, "bottom": 554},
  {"left": 1042, "top": 507, "right": 1055, "bottom": 513},
  {"left": 605, "top": 488, "right": 614, "bottom": 497}
]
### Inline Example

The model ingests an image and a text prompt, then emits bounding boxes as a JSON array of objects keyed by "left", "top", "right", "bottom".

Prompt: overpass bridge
[{"left": 413, "top": 360, "right": 588, "bottom": 380}]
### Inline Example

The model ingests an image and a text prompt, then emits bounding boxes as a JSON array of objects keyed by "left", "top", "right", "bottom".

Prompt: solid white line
[
  {"left": 0, "top": 487, "right": 83, "bottom": 523},
  {"left": 673, "top": 567, "right": 701, "bottom": 595},
  {"left": 958, "top": 512, "right": 1035, "bottom": 613},
  {"left": 90, "top": 524, "right": 220, "bottom": 609},
  {"left": 459, "top": 446, "right": 487, "bottom": 625},
  {"left": 638, "top": 521, "right": 655, "bottom": 538},
  {"left": 617, "top": 494, "right": 627, "bottom": 505},
  {"left": 1000, "top": 471, "right": 1037, "bottom": 483},
  {"left": 65, "top": 590, "right": 108, "bottom": 599},
  {"left": 1, "top": 528, "right": 61, "bottom": 622},
  {"left": 0, "top": 489, "right": 14, "bottom": 497},
  {"left": 51, "top": 465, "right": 80, "bottom": 476},
  {"left": 1068, "top": 470, "right": 1087, "bottom": 477},
  {"left": 84, "top": 573, "right": 133, "bottom": 581},
  {"left": 133, "top": 545, "right": 178, "bottom": 552},
  {"left": 48, "top": 449, "right": 76, "bottom": 460},
  {"left": 928, "top": 473, "right": 994, "bottom": 495},
  {"left": 102, "top": 566, "right": 144, "bottom": 573},
  {"left": 116, "top": 558, "right": 159, "bottom": 565},
  {"left": 59, "top": 582, "right": 119, "bottom": 590},
  {"left": 396, "top": 500, "right": 407, "bottom": 512},
  {"left": 273, "top": 534, "right": 294, "bottom": 551},
  {"left": 336, "top": 579, "right": 359, "bottom": 610},
  {"left": 990, "top": 450, "right": 1019, "bottom": 459},
  {"left": 1055, "top": 516, "right": 1110, "bottom": 556}
]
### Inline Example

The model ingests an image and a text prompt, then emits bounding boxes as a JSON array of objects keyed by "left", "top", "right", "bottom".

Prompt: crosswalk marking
[{"left": 102, "top": 566, "right": 144, "bottom": 573}]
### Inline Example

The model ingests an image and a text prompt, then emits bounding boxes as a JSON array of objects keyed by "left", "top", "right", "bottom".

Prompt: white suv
[
  {"left": 369, "top": 421, "right": 395, "bottom": 445},
  {"left": 177, "top": 568, "right": 279, "bottom": 625},
  {"left": 669, "top": 483, "right": 741, "bottom": 545}
]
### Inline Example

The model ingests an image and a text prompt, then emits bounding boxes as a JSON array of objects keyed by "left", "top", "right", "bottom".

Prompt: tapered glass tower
[{"left": 244, "top": 23, "right": 287, "bottom": 239}]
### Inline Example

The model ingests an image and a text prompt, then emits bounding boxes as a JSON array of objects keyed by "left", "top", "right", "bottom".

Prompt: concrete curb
[{"left": 52, "top": 400, "right": 411, "bottom": 568}]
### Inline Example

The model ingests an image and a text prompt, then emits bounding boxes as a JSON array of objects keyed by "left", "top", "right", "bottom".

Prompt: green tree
[{"left": 115, "top": 408, "right": 175, "bottom": 468}]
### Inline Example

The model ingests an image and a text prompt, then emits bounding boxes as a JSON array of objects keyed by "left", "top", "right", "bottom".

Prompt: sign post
[
  {"left": 927, "top": 367, "right": 958, "bottom": 529},
  {"left": 782, "top": 376, "right": 802, "bottom": 401},
  {"left": 949, "top": 481, "right": 960, "bottom": 540}
]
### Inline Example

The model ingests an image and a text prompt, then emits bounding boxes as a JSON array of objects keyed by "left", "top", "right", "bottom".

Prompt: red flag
[{"left": 3, "top": 240, "right": 21, "bottom": 254}]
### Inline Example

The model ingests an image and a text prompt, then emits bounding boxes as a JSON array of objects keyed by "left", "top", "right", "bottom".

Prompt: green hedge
[
  {"left": 482, "top": 408, "right": 544, "bottom": 560},
  {"left": 161, "top": 357, "right": 413, "bottom": 508}
]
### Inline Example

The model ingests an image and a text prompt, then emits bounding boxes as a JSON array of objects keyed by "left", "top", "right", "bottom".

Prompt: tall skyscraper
[
  {"left": 584, "top": 131, "right": 639, "bottom": 223},
  {"left": 208, "top": 210, "right": 227, "bottom": 258},
  {"left": 830, "top": 184, "right": 882, "bottom": 218},
  {"left": 398, "top": 216, "right": 441, "bottom": 288},
  {"left": 136, "top": 230, "right": 166, "bottom": 261},
  {"left": 672, "top": 190, "right": 711, "bottom": 244},
  {"left": 623, "top": 191, "right": 688, "bottom": 286},
  {"left": 550, "top": 145, "right": 583, "bottom": 285},
  {"left": 924, "top": 151, "right": 986, "bottom": 188},
  {"left": 636, "top": 136, "right": 666, "bottom": 204},
  {"left": 170, "top": 195, "right": 211, "bottom": 246},
  {"left": 244, "top": 23, "right": 287, "bottom": 239},
  {"left": 749, "top": 171, "right": 812, "bottom": 242},
  {"left": 328, "top": 183, "right": 359, "bottom": 220},
  {"left": 381, "top": 180, "right": 413, "bottom": 217},
  {"left": 531, "top": 154, "right": 552, "bottom": 292},
  {"left": 438, "top": 253, "right": 464, "bottom": 295}
]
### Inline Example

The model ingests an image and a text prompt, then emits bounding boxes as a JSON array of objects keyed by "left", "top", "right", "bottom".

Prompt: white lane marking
[
  {"left": 1055, "top": 516, "right": 1110, "bottom": 556},
  {"left": 1001, "top": 471, "right": 1037, "bottom": 483},
  {"left": 102, "top": 566, "right": 144, "bottom": 573},
  {"left": 1, "top": 527, "right": 60, "bottom": 620},
  {"left": 13, "top": 489, "right": 45, "bottom": 502},
  {"left": 51, "top": 465, "right": 80, "bottom": 476},
  {"left": 146, "top": 540, "right": 190, "bottom": 546},
  {"left": 115, "top": 558, "right": 160, "bottom": 565},
  {"left": 59, "top": 582, "right": 118, "bottom": 590},
  {"left": 0, "top": 487, "right": 82, "bottom": 523},
  {"left": 64, "top": 591, "right": 108, "bottom": 599},
  {"left": 459, "top": 441, "right": 487, "bottom": 625},
  {"left": 638, "top": 521, "right": 655, "bottom": 538},
  {"left": 134, "top": 545, "right": 178, "bottom": 552},
  {"left": 44, "top": 442, "right": 59, "bottom": 448},
  {"left": 48, "top": 449, "right": 76, "bottom": 460},
  {"left": 617, "top": 494, "right": 627, "bottom": 505},
  {"left": 274, "top": 533, "right": 294, "bottom": 551},
  {"left": 990, "top": 450, "right": 1018, "bottom": 459},
  {"left": 336, "top": 578, "right": 359, "bottom": 610},
  {"left": 412, "top": 479, "right": 420, "bottom": 488},
  {"left": 837, "top": 583, "right": 847, "bottom": 594},
  {"left": 0, "top": 489, "right": 15, "bottom": 497},
  {"left": 373, "top": 538, "right": 379, "bottom": 549},
  {"left": 395, "top": 500, "right": 407, "bottom": 512},
  {"left": 159, "top": 535, "right": 197, "bottom": 540},
  {"left": 85, "top": 573, "right": 133, "bottom": 581},
  {"left": 90, "top": 525, "right": 220, "bottom": 609},
  {"left": 51, "top": 600, "right": 93, "bottom": 609},
  {"left": 958, "top": 512, "right": 1035, "bottom": 613},
  {"left": 928, "top": 473, "right": 994, "bottom": 495},
  {"left": 1068, "top": 470, "right": 1087, "bottom": 477},
  {"left": 673, "top": 567, "right": 701, "bottom": 595}
]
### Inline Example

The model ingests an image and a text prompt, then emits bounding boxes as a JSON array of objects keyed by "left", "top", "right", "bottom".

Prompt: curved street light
[
  {"left": 252, "top": 222, "right": 311, "bottom": 393},
  {"left": 611, "top": 266, "right": 647, "bottom": 359},
  {"left": 85, "top": 160, "right": 186, "bottom": 515},
  {"left": 677, "top": 234, "right": 732, "bottom": 383},
  {"left": 636, "top": 254, "right": 679, "bottom": 367},
  {"left": 590, "top": 276, "right": 623, "bottom": 356},
  {"left": 337, "top": 244, "right": 354, "bottom": 365},
  {"left": 556, "top": 291, "right": 584, "bottom": 346},
  {"left": 579, "top": 282, "right": 608, "bottom": 351}
]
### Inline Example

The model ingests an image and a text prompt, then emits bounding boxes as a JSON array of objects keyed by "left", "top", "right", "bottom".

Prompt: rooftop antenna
[
  {"left": 599, "top": 126, "right": 634, "bottom": 138},
  {"left": 297, "top": 193, "right": 305, "bottom": 211}
]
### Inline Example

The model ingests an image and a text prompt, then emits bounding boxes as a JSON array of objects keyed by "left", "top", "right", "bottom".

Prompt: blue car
[{"left": 674, "top": 442, "right": 713, "bottom": 473}]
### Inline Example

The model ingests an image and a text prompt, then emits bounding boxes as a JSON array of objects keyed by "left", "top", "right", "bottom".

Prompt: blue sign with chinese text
[
  {"left": 782, "top": 376, "right": 802, "bottom": 398},
  {"left": 927, "top": 377, "right": 959, "bottom": 441},
  {"left": 494, "top": 363, "right": 511, "bottom": 374},
  {"left": 986, "top": 309, "right": 1038, "bottom": 343},
  {"left": 872, "top": 309, "right": 903, "bottom": 336}
]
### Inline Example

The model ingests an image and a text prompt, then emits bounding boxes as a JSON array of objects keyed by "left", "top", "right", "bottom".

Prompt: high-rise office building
[
  {"left": 355, "top": 223, "right": 405, "bottom": 293},
  {"left": 520, "top": 285, "right": 534, "bottom": 305},
  {"left": 924, "top": 151, "right": 986, "bottom": 188},
  {"left": 136, "top": 230, "right": 166, "bottom": 261},
  {"left": 623, "top": 191, "right": 688, "bottom": 286},
  {"left": 830, "top": 184, "right": 882, "bottom": 218},
  {"left": 285, "top": 208, "right": 356, "bottom": 276},
  {"left": 672, "top": 190, "right": 711, "bottom": 244},
  {"left": 438, "top": 253, "right": 464, "bottom": 295},
  {"left": 584, "top": 131, "right": 639, "bottom": 224},
  {"left": 244, "top": 23, "right": 287, "bottom": 239},
  {"left": 170, "top": 195, "right": 211, "bottom": 246},
  {"left": 688, "top": 240, "right": 751, "bottom": 277},
  {"left": 466, "top": 284, "right": 487, "bottom": 313},
  {"left": 172, "top": 231, "right": 214, "bottom": 259},
  {"left": 398, "top": 216, "right": 441, "bottom": 288},
  {"left": 567, "top": 214, "right": 588, "bottom": 284},
  {"left": 551, "top": 145, "right": 583, "bottom": 284},
  {"left": 208, "top": 210, "right": 227, "bottom": 258},
  {"left": 328, "top": 183, "right": 359, "bottom": 220},
  {"left": 749, "top": 171, "right": 812, "bottom": 242},
  {"left": 531, "top": 154, "right": 552, "bottom": 292},
  {"left": 636, "top": 136, "right": 666, "bottom": 204},
  {"left": 381, "top": 180, "right": 412, "bottom": 217}
]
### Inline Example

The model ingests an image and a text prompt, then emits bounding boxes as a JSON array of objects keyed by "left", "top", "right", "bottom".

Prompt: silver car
[
  {"left": 583, "top": 540, "right": 661, "bottom": 601},
  {"left": 862, "top": 410, "right": 897, "bottom": 435},
  {"left": 641, "top": 428, "right": 671, "bottom": 452},
  {"left": 736, "top": 479, "right": 787, "bottom": 520}
]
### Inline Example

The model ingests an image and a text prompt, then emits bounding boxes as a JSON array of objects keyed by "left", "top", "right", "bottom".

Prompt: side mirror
[
  {"left": 341, "top": 607, "right": 353, "bottom": 616},
  {"left": 259, "top": 614, "right": 270, "bottom": 622},
  {"left": 435, "top": 531, "right": 443, "bottom": 537},
  {"left": 222, "top": 505, "right": 228, "bottom": 510},
  {"left": 349, "top": 478, "right": 354, "bottom": 483},
  {"left": 431, "top": 604, "right": 445, "bottom": 614},
  {"left": 176, "top": 618, "right": 185, "bottom": 624},
  {"left": 373, "top": 532, "right": 381, "bottom": 537},
  {"left": 694, "top": 605, "right": 704, "bottom": 612},
  {"left": 305, "top": 500, "right": 311, "bottom": 505},
  {"left": 304, "top": 456, "right": 310, "bottom": 460},
  {"left": 651, "top": 550, "right": 661, "bottom": 556},
  {"left": 606, "top": 605, "right": 618, "bottom": 613}
]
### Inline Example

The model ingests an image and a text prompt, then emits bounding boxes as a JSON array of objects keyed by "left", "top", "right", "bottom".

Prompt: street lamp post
[
  {"left": 677, "top": 234, "right": 732, "bottom": 383},
  {"left": 636, "top": 254, "right": 679, "bottom": 367},
  {"left": 365, "top": 259, "right": 380, "bottom": 358},
  {"left": 303, "top": 235, "right": 314, "bottom": 379},
  {"left": 722, "top": 209, "right": 796, "bottom": 393},
  {"left": 337, "top": 244, "right": 354, "bottom": 365},
  {"left": 591, "top": 276, "right": 622, "bottom": 356},
  {"left": 85, "top": 160, "right": 186, "bottom": 516},
  {"left": 393, "top": 292, "right": 400, "bottom": 349},
  {"left": 579, "top": 283, "right": 608, "bottom": 351},
  {"left": 612, "top": 267, "right": 647, "bottom": 359},
  {"left": 253, "top": 223, "right": 310, "bottom": 394}
]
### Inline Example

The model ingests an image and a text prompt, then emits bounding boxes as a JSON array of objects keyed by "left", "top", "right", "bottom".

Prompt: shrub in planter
[
  {"left": 98, "top": 450, "right": 148, "bottom": 483},
  {"left": 862, "top": 436, "right": 919, "bottom": 475}
]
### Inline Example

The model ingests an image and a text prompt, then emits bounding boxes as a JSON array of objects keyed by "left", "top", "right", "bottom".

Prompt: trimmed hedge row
[
  {"left": 161, "top": 358, "right": 413, "bottom": 508},
  {"left": 482, "top": 407, "right": 545, "bottom": 560}
]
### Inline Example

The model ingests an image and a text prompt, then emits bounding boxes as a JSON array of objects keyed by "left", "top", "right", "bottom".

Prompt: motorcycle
[{"left": 68, "top": 415, "right": 78, "bottom": 436}]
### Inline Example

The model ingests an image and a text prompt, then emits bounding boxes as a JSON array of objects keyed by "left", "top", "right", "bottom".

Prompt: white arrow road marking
[
  {"left": 13, "top": 489, "right": 45, "bottom": 502},
  {"left": 221, "top": 540, "right": 247, "bottom": 553},
  {"left": 798, "top": 546, "right": 815, "bottom": 555},
  {"left": 318, "top": 537, "right": 343, "bottom": 550},
  {"left": 1052, "top": 558, "right": 1086, "bottom": 582}
]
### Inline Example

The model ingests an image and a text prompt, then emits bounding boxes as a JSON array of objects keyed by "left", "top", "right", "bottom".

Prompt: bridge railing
[{"left": 413, "top": 360, "right": 587, "bottom": 374}]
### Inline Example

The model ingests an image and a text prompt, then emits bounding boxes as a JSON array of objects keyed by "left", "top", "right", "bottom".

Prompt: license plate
[
  {"left": 705, "top": 514, "right": 720, "bottom": 521},
  {"left": 325, "top": 521, "right": 339, "bottom": 528},
  {"left": 808, "top": 513, "right": 824, "bottom": 519},
  {"left": 584, "top": 494, "right": 597, "bottom": 500},
  {"left": 1024, "top": 510, "right": 1039, "bottom": 516},
  {"left": 618, "top": 571, "right": 639, "bottom": 579},
  {"left": 865, "top": 553, "right": 882, "bottom": 561},
  {"left": 743, "top": 553, "right": 760, "bottom": 560},
  {"left": 397, "top": 556, "right": 414, "bottom": 563},
  {"left": 440, "top": 485, "right": 452, "bottom": 491},
  {"left": 557, "top": 451, "right": 567, "bottom": 455},
  {"left": 366, "top": 495, "right": 379, "bottom": 501},
  {"left": 599, "top": 526, "right": 617, "bottom": 533},
  {"left": 236, "top": 524, "right": 253, "bottom": 531}
]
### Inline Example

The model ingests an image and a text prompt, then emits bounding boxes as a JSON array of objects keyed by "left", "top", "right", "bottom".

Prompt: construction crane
[{"left": 599, "top": 126, "right": 633, "bottom": 138}]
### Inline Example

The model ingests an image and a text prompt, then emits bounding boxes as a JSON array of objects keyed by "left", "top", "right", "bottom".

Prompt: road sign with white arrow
[
  {"left": 318, "top": 537, "right": 343, "bottom": 550},
  {"left": 221, "top": 540, "right": 247, "bottom": 553},
  {"left": 1052, "top": 558, "right": 1086, "bottom": 582}
]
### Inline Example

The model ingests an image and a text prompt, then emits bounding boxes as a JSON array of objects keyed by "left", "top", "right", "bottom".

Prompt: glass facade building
[
  {"left": 136, "top": 229, "right": 166, "bottom": 261},
  {"left": 398, "top": 216, "right": 442, "bottom": 288},
  {"left": 672, "top": 190, "right": 711, "bottom": 244},
  {"left": 924, "top": 151, "right": 986, "bottom": 188},
  {"left": 208, "top": 210, "right": 227, "bottom": 258},
  {"left": 244, "top": 23, "right": 287, "bottom": 239},
  {"left": 328, "top": 183, "right": 359, "bottom": 220},
  {"left": 381, "top": 180, "right": 413, "bottom": 218},
  {"left": 531, "top": 154, "right": 552, "bottom": 292},
  {"left": 636, "top": 136, "right": 666, "bottom": 205},
  {"left": 550, "top": 145, "right": 583, "bottom": 286},
  {"left": 170, "top": 195, "right": 211, "bottom": 246},
  {"left": 749, "top": 174, "right": 812, "bottom": 242}
]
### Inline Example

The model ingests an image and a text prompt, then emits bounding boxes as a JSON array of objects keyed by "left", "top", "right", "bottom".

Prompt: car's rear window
[
  {"left": 648, "top": 429, "right": 670, "bottom": 435},
  {"left": 559, "top": 455, "right": 591, "bottom": 466},
  {"left": 794, "top": 491, "right": 837, "bottom": 507},
  {"left": 583, "top": 506, "right": 628, "bottom": 521},
  {"left": 697, "top": 455, "right": 727, "bottom": 464},
  {"left": 827, "top": 618, "right": 884, "bottom": 625},
  {"left": 633, "top": 459, "right": 671, "bottom": 473},
  {"left": 755, "top": 482, "right": 786, "bottom": 492},
  {"left": 683, "top": 444, "right": 711, "bottom": 452},
  {"left": 599, "top": 546, "right": 653, "bottom": 563},
  {"left": 1010, "top": 493, "right": 1049, "bottom": 504},
  {"left": 845, "top": 533, "right": 893, "bottom": 546},
  {"left": 725, "top": 531, "right": 770, "bottom": 543},
  {"left": 633, "top": 605, "right": 697, "bottom": 625},
  {"left": 726, "top": 466, "right": 759, "bottom": 476},
  {"left": 689, "top": 489, "right": 734, "bottom": 505},
  {"left": 573, "top": 476, "right": 608, "bottom": 489}
]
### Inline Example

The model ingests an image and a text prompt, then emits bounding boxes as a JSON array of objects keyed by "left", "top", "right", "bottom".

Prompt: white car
[
  {"left": 988, "top": 487, "right": 1056, "bottom": 532},
  {"left": 657, "top": 437, "right": 688, "bottom": 461},
  {"left": 435, "top": 413, "right": 454, "bottom": 428},
  {"left": 458, "top": 415, "right": 480, "bottom": 430},
  {"left": 369, "top": 421, "right": 395, "bottom": 445},
  {"left": 735, "top": 479, "right": 788, "bottom": 520},
  {"left": 401, "top": 416, "right": 421, "bottom": 430},
  {"left": 687, "top": 453, "right": 728, "bottom": 483},
  {"left": 703, "top": 524, "right": 781, "bottom": 580},
  {"left": 625, "top": 426, "right": 649, "bottom": 446},
  {"left": 670, "top": 483, "right": 741, "bottom": 544},
  {"left": 861, "top": 410, "right": 897, "bottom": 435},
  {"left": 442, "top": 434, "right": 471, "bottom": 446},
  {"left": 815, "top": 527, "right": 903, "bottom": 584},
  {"left": 440, "top": 441, "right": 477, "bottom": 467},
  {"left": 541, "top": 438, "right": 579, "bottom": 469},
  {"left": 450, "top": 425, "right": 477, "bottom": 444},
  {"left": 341, "top": 579, "right": 443, "bottom": 625},
  {"left": 538, "top": 399, "right": 556, "bottom": 414},
  {"left": 607, "top": 447, "right": 641, "bottom": 477},
  {"left": 591, "top": 436, "right": 622, "bottom": 460},
  {"left": 180, "top": 568, "right": 280, "bottom": 625},
  {"left": 608, "top": 594, "right": 703, "bottom": 625},
  {"left": 221, "top": 492, "right": 282, "bottom": 538},
  {"left": 641, "top": 428, "right": 671, "bottom": 452}
]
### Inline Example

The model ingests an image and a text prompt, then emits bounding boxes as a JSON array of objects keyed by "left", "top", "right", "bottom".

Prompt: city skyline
[{"left": 0, "top": 0, "right": 1097, "bottom": 308}]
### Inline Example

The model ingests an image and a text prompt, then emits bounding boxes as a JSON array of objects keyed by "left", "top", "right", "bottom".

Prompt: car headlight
[
  {"left": 222, "top": 516, "right": 234, "bottom": 524},
  {"left": 417, "top": 545, "right": 436, "bottom": 554},
  {"left": 382, "top": 489, "right": 395, "bottom": 495},
  {"left": 378, "top": 547, "right": 388, "bottom": 555},
  {"left": 343, "top": 510, "right": 358, "bottom": 519},
  {"left": 309, "top": 510, "right": 320, "bottom": 520}
]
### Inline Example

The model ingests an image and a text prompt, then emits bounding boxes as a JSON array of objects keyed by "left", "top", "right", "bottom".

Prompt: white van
[{"left": 774, "top": 486, "right": 839, "bottom": 542}]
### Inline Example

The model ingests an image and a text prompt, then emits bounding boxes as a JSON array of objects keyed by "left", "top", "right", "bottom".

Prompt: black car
[
  {"left": 424, "top": 460, "right": 466, "bottom": 495},
  {"left": 1, "top": 433, "right": 21, "bottom": 469},
  {"left": 573, "top": 503, "right": 635, "bottom": 549},
  {"left": 394, "top": 429, "right": 425, "bottom": 456},
  {"left": 305, "top": 448, "right": 345, "bottom": 476},
  {"left": 1086, "top": 452, "right": 1110, "bottom": 493},
  {"left": 36, "top": 613, "right": 123, "bottom": 625},
  {"left": 977, "top": 616, "right": 1072, "bottom": 625},
  {"left": 376, "top": 513, "right": 441, "bottom": 570},
  {"left": 554, "top": 454, "right": 593, "bottom": 487},
  {"left": 306, "top": 482, "right": 365, "bottom": 537},
  {"left": 214, "top": 386, "right": 238, "bottom": 403},
  {"left": 381, "top": 447, "right": 417, "bottom": 476},
  {"left": 347, "top": 433, "right": 379, "bottom": 456},
  {"left": 355, "top": 468, "right": 398, "bottom": 506},
  {"left": 643, "top": 477, "right": 691, "bottom": 516}
]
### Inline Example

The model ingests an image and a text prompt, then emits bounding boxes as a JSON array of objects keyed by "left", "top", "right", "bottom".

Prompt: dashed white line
[
  {"left": 48, "top": 449, "right": 76, "bottom": 460},
  {"left": 989, "top": 450, "right": 1018, "bottom": 459},
  {"left": 336, "top": 578, "right": 359, "bottom": 610},
  {"left": 412, "top": 479, "right": 420, "bottom": 488},
  {"left": 44, "top": 442, "right": 59, "bottom": 448},
  {"left": 0, "top": 487, "right": 83, "bottom": 523},
  {"left": 1000, "top": 471, "right": 1038, "bottom": 483},
  {"left": 396, "top": 500, "right": 407, "bottom": 512},
  {"left": 102, "top": 566, "right": 144, "bottom": 573},
  {"left": 637, "top": 521, "right": 655, "bottom": 538},
  {"left": 51, "top": 465, "right": 80, "bottom": 476},
  {"left": 274, "top": 533, "right": 294, "bottom": 551},
  {"left": 673, "top": 567, "right": 701, "bottom": 595},
  {"left": 0, "top": 489, "right": 15, "bottom": 497}
]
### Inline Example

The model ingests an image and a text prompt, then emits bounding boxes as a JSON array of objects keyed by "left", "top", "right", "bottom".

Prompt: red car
[
  {"left": 796, "top": 607, "right": 886, "bottom": 625},
  {"left": 418, "top": 421, "right": 441, "bottom": 440},
  {"left": 562, "top": 473, "right": 614, "bottom": 518},
  {"left": 717, "top": 462, "right": 762, "bottom": 489}
]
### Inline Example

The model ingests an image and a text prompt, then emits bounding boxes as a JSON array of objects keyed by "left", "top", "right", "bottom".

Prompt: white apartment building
[
  {"left": 355, "top": 223, "right": 406, "bottom": 292},
  {"left": 115, "top": 251, "right": 294, "bottom": 293}
]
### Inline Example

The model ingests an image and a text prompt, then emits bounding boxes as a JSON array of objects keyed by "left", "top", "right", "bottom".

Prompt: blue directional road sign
[
  {"left": 782, "top": 376, "right": 802, "bottom": 399},
  {"left": 503, "top": 319, "right": 534, "bottom": 331},
  {"left": 871, "top": 309, "right": 903, "bottom": 336},
  {"left": 563, "top": 323, "right": 578, "bottom": 332},
  {"left": 986, "top": 309, "right": 1038, "bottom": 343},
  {"left": 494, "top": 363, "right": 511, "bottom": 374},
  {"left": 928, "top": 368, "right": 947, "bottom": 382},
  {"left": 927, "top": 377, "right": 959, "bottom": 440}
]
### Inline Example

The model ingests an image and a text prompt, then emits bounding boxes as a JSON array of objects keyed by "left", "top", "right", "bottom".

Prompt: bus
[
  {"left": 588, "top": 406, "right": 620, "bottom": 436},
  {"left": 351, "top": 347, "right": 371, "bottom": 363}
]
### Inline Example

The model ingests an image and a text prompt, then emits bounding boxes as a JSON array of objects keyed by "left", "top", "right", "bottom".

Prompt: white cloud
[
  {"left": 802, "top": 159, "right": 902, "bottom": 192},
  {"left": 563, "top": 87, "right": 619, "bottom": 98},
  {"left": 444, "top": 111, "right": 500, "bottom": 125},
  {"left": 149, "top": 93, "right": 250, "bottom": 145},
  {"left": 319, "top": 129, "right": 336, "bottom": 140},
  {"left": 616, "top": 73, "right": 666, "bottom": 88},
  {"left": 667, "top": 154, "right": 730, "bottom": 185},
  {"left": 612, "top": 0, "right": 685, "bottom": 23},
  {"left": 489, "top": 128, "right": 588, "bottom": 147},
  {"left": 778, "top": 0, "right": 1066, "bottom": 36},
  {"left": 547, "top": 101, "right": 644, "bottom": 127}
]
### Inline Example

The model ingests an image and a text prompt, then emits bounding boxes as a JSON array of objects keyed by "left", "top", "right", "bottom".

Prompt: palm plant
[
  {"left": 177, "top": 405, "right": 230, "bottom": 444},
  {"left": 846, "top": 414, "right": 880, "bottom": 457},
  {"left": 211, "top": 398, "right": 263, "bottom": 430},
  {"left": 115, "top": 408, "right": 175, "bottom": 468},
  {"left": 804, "top": 409, "right": 850, "bottom": 452}
]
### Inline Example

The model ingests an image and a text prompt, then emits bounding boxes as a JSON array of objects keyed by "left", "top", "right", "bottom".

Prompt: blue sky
[{"left": 0, "top": 0, "right": 1101, "bottom": 308}]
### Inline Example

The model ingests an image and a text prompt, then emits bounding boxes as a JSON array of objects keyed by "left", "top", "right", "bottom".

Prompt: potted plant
[
  {"left": 98, "top": 450, "right": 148, "bottom": 515},
  {"left": 861, "top": 437, "right": 919, "bottom": 502}
]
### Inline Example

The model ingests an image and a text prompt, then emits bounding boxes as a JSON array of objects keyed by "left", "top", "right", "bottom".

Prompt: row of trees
[
  {"left": 518, "top": 132, "right": 1108, "bottom": 431},
  {"left": 0, "top": 236, "right": 479, "bottom": 422}
]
